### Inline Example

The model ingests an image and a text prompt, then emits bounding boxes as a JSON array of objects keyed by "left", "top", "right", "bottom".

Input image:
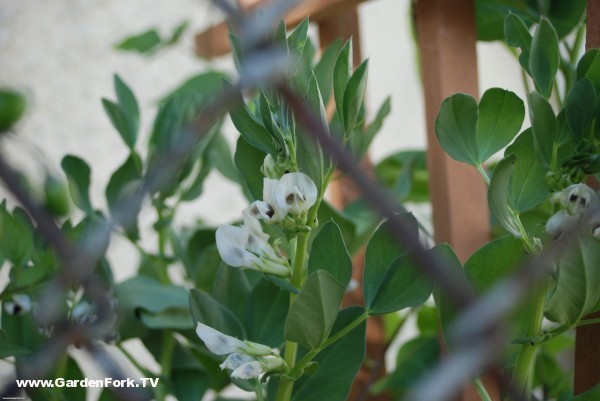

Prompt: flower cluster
[
  {"left": 545, "top": 183, "right": 600, "bottom": 238},
  {"left": 215, "top": 172, "right": 317, "bottom": 277},
  {"left": 249, "top": 172, "right": 317, "bottom": 223},
  {"left": 196, "top": 322, "right": 286, "bottom": 380}
]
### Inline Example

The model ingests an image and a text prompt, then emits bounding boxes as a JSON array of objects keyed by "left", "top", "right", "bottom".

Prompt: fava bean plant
[{"left": 1, "top": 2, "right": 600, "bottom": 401}]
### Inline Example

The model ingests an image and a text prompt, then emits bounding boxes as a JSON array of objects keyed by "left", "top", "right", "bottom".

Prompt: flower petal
[
  {"left": 545, "top": 210, "right": 578, "bottom": 237},
  {"left": 196, "top": 322, "right": 244, "bottom": 355},
  {"left": 276, "top": 172, "right": 318, "bottom": 213},
  {"left": 216, "top": 225, "right": 254, "bottom": 267},
  {"left": 220, "top": 352, "right": 255, "bottom": 371},
  {"left": 231, "top": 360, "right": 265, "bottom": 379}
]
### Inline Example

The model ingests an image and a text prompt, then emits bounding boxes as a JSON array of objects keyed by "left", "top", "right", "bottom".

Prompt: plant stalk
[
  {"left": 511, "top": 275, "right": 548, "bottom": 396},
  {"left": 275, "top": 232, "right": 310, "bottom": 401}
]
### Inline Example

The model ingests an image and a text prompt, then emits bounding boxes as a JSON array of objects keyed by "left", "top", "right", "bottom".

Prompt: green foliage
[
  {"left": 61, "top": 155, "right": 93, "bottom": 213},
  {"left": 308, "top": 221, "right": 352, "bottom": 287},
  {"left": 289, "top": 307, "right": 366, "bottom": 401},
  {"left": 435, "top": 88, "right": 524, "bottom": 166},
  {"left": 284, "top": 271, "right": 345, "bottom": 350},
  {"left": 102, "top": 75, "right": 140, "bottom": 149},
  {"left": 116, "top": 21, "right": 189, "bottom": 54},
  {"left": 545, "top": 236, "right": 600, "bottom": 325},
  {"left": 529, "top": 18, "right": 559, "bottom": 98},
  {"left": 0, "top": 88, "right": 26, "bottom": 132}
]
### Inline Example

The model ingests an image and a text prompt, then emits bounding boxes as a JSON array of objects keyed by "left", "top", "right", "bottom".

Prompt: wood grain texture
[
  {"left": 416, "top": 1, "right": 496, "bottom": 400},
  {"left": 415, "top": 0, "right": 490, "bottom": 263}
]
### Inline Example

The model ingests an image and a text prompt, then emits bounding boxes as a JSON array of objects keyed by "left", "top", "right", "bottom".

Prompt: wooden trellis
[{"left": 194, "top": 0, "right": 600, "bottom": 399}]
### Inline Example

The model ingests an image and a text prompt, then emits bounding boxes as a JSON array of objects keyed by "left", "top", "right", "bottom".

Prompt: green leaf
[
  {"left": 0, "top": 88, "right": 26, "bottom": 132},
  {"left": 0, "top": 341, "right": 30, "bottom": 358},
  {"left": 367, "top": 253, "right": 433, "bottom": 315},
  {"left": 105, "top": 152, "right": 143, "bottom": 238},
  {"left": 0, "top": 205, "right": 33, "bottom": 268},
  {"left": 284, "top": 271, "right": 346, "bottom": 349},
  {"left": 296, "top": 74, "right": 325, "bottom": 191},
  {"left": 363, "top": 214, "right": 418, "bottom": 309},
  {"left": 353, "top": 96, "right": 392, "bottom": 158},
  {"left": 533, "top": 351, "right": 571, "bottom": 401},
  {"left": 371, "top": 336, "right": 439, "bottom": 396},
  {"left": 248, "top": 279, "right": 289, "bottom": 347},
  {"left": 172, "top": 369, "right": 209, "bottom": 401},
  {"left": 435, "top": 89, "right": 524, "bottom": 166},
  {"left": 464, "top": 236, "right": 525, "bottom": 293},
  {"left": 544, "top": 0, "right": 586, "bottom": 39},
  {"left": 290, "top": 307, "right": 366, "bottom": 401},
  {"left": 102, "top": 99, "right": 135, "bottom": 148},
  {"left": 431, "top": 244, "right": 466, "bottom": 345},
  {"left": 287, "top": 17, "right": 309, "bottom": 72},
  {"left": 529, "top": 18, "right": 559, "bottom": 98},
  {"left": 367, "top": 251, "right": 433, "bottom": 315},
  {"left": 167, "top": 20, "right": 189, "bottom": 45},
  {"left": 114, "top": 75, "right": 140, "bottom": 145},
  {"left": 189, "top": 288, "right": 246, "bottom": 339},
  {"left": 308, "top": 221, "right": 353, "bottom": 287},
  {"left": 565, "top": 78, "right": 597, "bottom": 141},
  {"left": 545, "top": 236, "right": 600, "bottom": 325},
  {"left": 61, "top": 155, "right": 93, "bottom": 213},
  {"left": 140, "top": 307, "right": 193, "bottom": 330},
  {"left": 488, "top": 154, "right": 520, "bottom": 236},
  {"left": 476, "top": 0, "right": 532, "bottom": 42},
  {"left": 476, "top": 88, "right": 525, "bottom": 162},
  {"left": 333, "top": 39, "right": 353, "bottom": 127},
  {"left": 234, "top": 136, "right": 266, "bottom": 201},
  {"left": 577, "top": 49, "right": 600, "bottom": 92},
  {"left": 342, "top": 60, "right": 369, "bottom": 132},
  {"left": 116, "top": 276, "right": 190, "bottom": 339},
  {"left": 435, "top": 93, "right": 479, "bottom": 165},
  {"left": 212, "top": 264, "right": 253, "bottom": 320},
  {"left": 505, "top": 128, "right": 549, "bottom": 212},
  {"left": 504, "top": 13, "right": 532, "bottom": 73},
  {"left": 316, "top": 201, "right": 359, "bottom": 254},
  {"left": 225, "top": 81, "right": 277, "bottom": 154},
  {"left": 162, "top": 71, "right": 226, "bottom": 103},
  {"left": 116, "top": 29, "right": 162, "bottom": 54},
  {"left": 314, "top": 39, "right": 343, "bottom": 105},
  {"left": 528, "top": 91, "right": 557, "bottom": 167}
]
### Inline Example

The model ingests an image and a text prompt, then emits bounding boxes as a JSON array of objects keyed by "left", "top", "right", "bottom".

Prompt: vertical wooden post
[
  {"left": 415, "top": 1, "right": 497, "bottom": 401},
  {"left": 415, "top": 0, "right": 490, "bottom": 262},
  {"left": 318, "top": 7, "right": 390, "bottom": 401},
  {"left": 573, "top": 4, "right": 600, "bottom": 394}
]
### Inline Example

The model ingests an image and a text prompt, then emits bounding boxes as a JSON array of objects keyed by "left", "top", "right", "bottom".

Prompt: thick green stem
[
  {"left": 275, "top": 232, "right": 310, "bottom": 401},
  {"left": 511, "top": 276, "right": 548, "bottom": 396},
  {"left": 274, "top": 162, "right": 338, "bottom": 401}
]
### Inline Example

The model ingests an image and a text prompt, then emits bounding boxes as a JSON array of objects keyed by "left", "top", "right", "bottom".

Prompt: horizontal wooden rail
[{"left": 195, "top": 0, "right": 366, "bottom": 58}]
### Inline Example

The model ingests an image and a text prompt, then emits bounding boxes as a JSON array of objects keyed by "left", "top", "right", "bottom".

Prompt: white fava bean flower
[
  {"left": 215, "top": 210, "right": 290, "bottom": 277},
  {"left": 276, "top": 172, "right": 318, "bottom": 216},
  {"left": 196, "top": 322, "right": 286, "bottom": 380},
  {"left": 250, "top": 172, "right": 318, "bottom": 222},
  {"left": 250, "top": 178, "right": 289, "bottom": 222},
  {"left": 546, "top": 184, "right": 600, "bottom": 237}
]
